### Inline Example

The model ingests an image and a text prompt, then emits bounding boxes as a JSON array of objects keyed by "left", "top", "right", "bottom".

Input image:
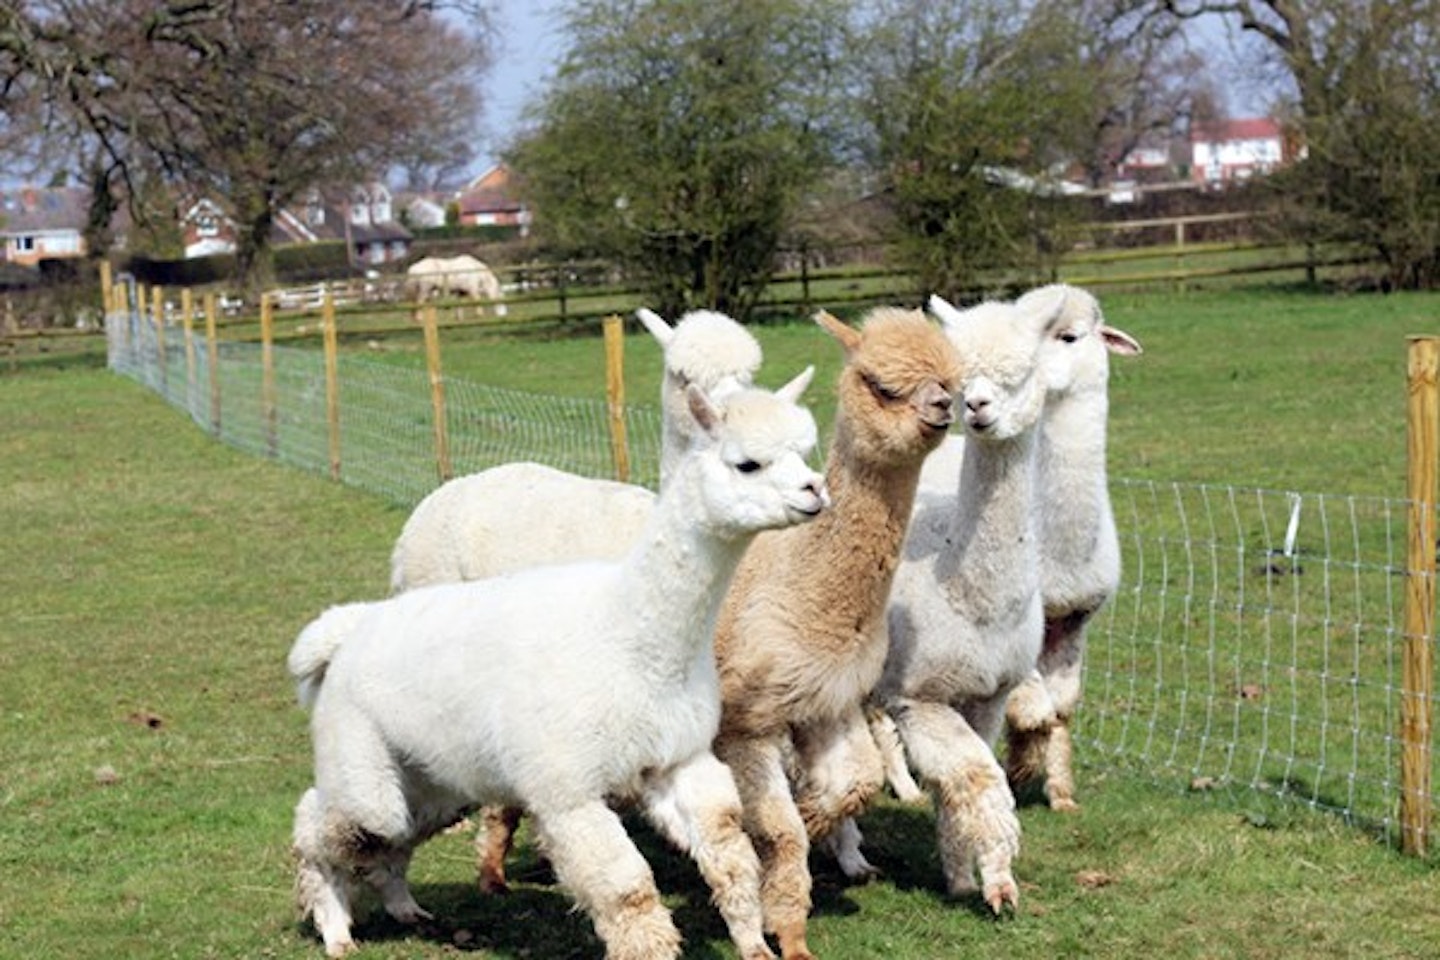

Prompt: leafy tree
[
  {"left": 1143, "top": 0, "right": 1440, "bottom": 289},
  {"left": 1, "top": 1, "right": 495, "bottom": 291},
  {"left": 853, "top": 1, "right": 1077, "bottom": 299},
  {"left": 508, "top": 0, "right": 848, "bottom": 319},
  {"left": 853, "top": 0, "right": 1222, "bottom": 300}
]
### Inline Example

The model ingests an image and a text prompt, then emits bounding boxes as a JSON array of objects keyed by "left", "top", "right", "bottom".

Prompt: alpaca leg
[
  {"left": 820, "top": 817, "right": 873, "bottom": 881},
  {"left": 867, "top": 704, "right": 925, "bottom": 803},
  {"left": 716, "top": 734, "right": 815, "bottom": 960},
  {"left": 642, "top": 753, "right": 774, "bottom": 960},
  {"left": 532, "top": 801, "right": 681, "bottom": 960},
  {"left": 890, "top": 699, "right": 1021, "bottom": 911},
  {"left": 364, "top": 846, "right": 432, "bottom": 924},
  {"left": 1004, "top": 670, "right": 1057, "bottom": 794},
  {"left": 1037, "top": 624, "right": 1087, "bottom": 811},
  {"left": 293, "top": 787, "right": 358, "bottom": 958},
  {"left": 1043, "top": 717, "right": 1079, "bottom": 812},
  {"left": 792, "top": 707, "right": 885, "bottom": 879},
  {"left": 475, "top": 804, "right": 523, "bottom": 894}
]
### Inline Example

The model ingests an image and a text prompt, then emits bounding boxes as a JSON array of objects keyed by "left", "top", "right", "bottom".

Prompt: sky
[
  {"left": 475, "top": 3, "right": 1279, "bottom": 176},
  {"left": 477, "top": 1, "right": 567, "bottom": 171}
]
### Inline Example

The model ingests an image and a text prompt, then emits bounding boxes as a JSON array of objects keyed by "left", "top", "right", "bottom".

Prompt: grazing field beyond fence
[{"left": 104, "top": 294, "right": 1438, "bottom": 859}]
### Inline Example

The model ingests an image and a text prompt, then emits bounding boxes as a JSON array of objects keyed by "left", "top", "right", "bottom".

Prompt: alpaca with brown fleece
[{"left": 711, "top": 307, "right": 961, "bottom": 960}]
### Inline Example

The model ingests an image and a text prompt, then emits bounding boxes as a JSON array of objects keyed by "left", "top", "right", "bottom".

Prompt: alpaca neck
[
  {"left": 1038, "top": 390, "right": 1110, "bottom": 544},
  {"left": 938, "top": 429, "right": 1041, "bottom": 609},
  {"left": 799, "top": 420, "right": 924, "bottom": 625},
  {"left": 1040, "top": 389, "right": 1108, "bottom": 488},
  {"left": 620, "top": 467, "right": 751, "bottom": 678}
]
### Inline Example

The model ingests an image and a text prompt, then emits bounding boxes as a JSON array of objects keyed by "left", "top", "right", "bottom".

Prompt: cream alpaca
[
  {"left": 711, "top": 307, "right": 960, "bottom": 960},
  {"left": 869, "top": 287, "right": 1068, "bottom": 912},
  {"left": 289, "top": 376, "right": 826, "bottom": 960},
  {"left": 1002, "top": 286, "right": 1141, "bottom": 810},
  {"left": 387, "top": 307, "right": 762, "bottom": 592}
]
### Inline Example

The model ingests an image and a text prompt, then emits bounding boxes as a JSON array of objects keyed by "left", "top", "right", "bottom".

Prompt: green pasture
[{"left": 4, "top": 285, "right": 1440, "bottom": 958}]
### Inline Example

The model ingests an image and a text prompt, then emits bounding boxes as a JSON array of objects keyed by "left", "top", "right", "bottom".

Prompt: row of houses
[
  {"left": 0, "top": 164, "right": 530, "bottom": 269},
  {"left": 2, "top": 119, "right": 1292, "bottom": 269},
  {"left": 1117, "top": 117, "right": 1295, "bottom": 188}
]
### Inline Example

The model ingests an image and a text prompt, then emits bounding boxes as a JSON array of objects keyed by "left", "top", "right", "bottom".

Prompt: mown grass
[{"left": 4, "top": 285, "right": 1440, "bottom": 959}]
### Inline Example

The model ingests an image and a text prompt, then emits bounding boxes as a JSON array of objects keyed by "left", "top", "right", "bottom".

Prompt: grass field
[{"left": 4, "top": 285, "right": 1440, "bottom": 958}]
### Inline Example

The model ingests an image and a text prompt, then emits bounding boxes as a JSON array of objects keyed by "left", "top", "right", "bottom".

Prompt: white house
[
  {"left": 1190, "top": 118, "right": 1291, "bottom": 186},
  {"left": 0, "top": 187, "right": 89, "bottom": 266}
]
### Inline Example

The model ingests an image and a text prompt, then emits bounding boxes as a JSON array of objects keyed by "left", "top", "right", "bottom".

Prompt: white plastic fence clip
[{"left": 1283, "top": 493, "right": 1302, "bottom": 558}]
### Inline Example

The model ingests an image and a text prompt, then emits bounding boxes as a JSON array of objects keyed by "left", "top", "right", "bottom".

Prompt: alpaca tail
[{"left": 287, "top": 603, "right": 371, "bottom": 709}]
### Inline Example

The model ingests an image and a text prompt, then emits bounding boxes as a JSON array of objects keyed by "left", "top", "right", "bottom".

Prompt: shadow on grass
[
  {"left": 293, "top": 803, "right": 1007, "bottom": 956},
  {"left": 851, "top": 799, "right": 1028, "bottom": 920}
]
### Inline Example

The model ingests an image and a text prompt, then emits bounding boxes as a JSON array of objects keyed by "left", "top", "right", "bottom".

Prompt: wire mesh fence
[{"left": 104, "top": 304, "right": 1437, "bottom": 854}]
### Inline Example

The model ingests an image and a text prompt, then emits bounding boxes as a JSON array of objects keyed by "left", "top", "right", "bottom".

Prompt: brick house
[{"left": 456, "top": 164, "right": 531, "bottom": 236}]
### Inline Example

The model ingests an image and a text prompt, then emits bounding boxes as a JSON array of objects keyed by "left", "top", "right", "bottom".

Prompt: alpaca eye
[
  {"left": 735, "top": 459, "right": 762, "bottom": 474},
  {"left": 1058, "top": 331, "right": 1081, "bottom": 344},
  {"left": 864, "top": 374, "right": 901, "bottom": 402}
]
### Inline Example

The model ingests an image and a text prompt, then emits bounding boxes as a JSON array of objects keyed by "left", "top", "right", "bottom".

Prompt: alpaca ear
[
  {"left": 776, "top": 365, "right": 815, "bottom": 404},
  {"left": 926, "top": 294, "right": 967, "bottom": 332},
  {"left": 636, "top": 308, "right": 674, "bottom": 348},
  {"left": 1017, "top": 285, "right": 1069, "bottom": 335},
  {"left": 813, "top": 309, "right": 862, "bottom": 353},
  {"left": 686, "top": 384, "right": 722, "bottom": 436},
  {"left": 1101, "top": 324, "right": 1143, "bottom": 356}
]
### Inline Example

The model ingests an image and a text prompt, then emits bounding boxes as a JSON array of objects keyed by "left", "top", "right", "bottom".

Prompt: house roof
[
  {"left": 0, "top": 187, "right": 90, "bottom": 235},
  {"left": 1190, "top": 117, "right": 1282, "bottom": 144},
  {"left": 269, "top": 186, "right": 413, "bottom": 246},
  {"left": 457, "top": 164, "right": 525, "bottom": 216}
]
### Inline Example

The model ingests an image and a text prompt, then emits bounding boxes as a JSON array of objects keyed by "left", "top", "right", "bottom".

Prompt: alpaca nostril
[
  {"left": 934, "top": 393, "right": 953, "bottom": 412},
  {"left": 966, "top": 397, "right": 989, "bottom": 413}
]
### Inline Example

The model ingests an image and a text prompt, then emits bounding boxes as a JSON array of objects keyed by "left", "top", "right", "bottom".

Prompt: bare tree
[
  {"left": 1136, "top": 0, "right": 1440, "bottom": 288},
  {"left": 2, "top": 1, "right": 496, "bottom": 290}
]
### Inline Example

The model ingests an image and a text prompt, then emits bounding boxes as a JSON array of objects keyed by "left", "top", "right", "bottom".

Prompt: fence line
[{"left": 101, "top": 298, "right": 1436, "bottom": 857}]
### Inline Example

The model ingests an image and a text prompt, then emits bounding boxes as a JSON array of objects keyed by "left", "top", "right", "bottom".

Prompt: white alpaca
[
  {"left": 868, "top": 287, "right": 1068, "bottom": 912},
  {"left": 636, "top": 307, "right": 764, "bottom": 488},
  {"left": 290, "top": 375, "right": 827, "bottom": 960},
  {"left": 1002, "top": 286, "right": 1142, "bottom": 810},
  {"left": 388, "top": 307, "right": 761, "bottom": 592}
]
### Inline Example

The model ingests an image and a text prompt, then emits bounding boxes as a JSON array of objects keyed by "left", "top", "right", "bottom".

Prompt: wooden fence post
[
  {"left": 261, "top": 292, "right": 277, "bottom": 457},
  {"left": 603, "top": 314, "right": 630, "bottom": 483},
  {"left": 420, "top": 305, "right": 452, "bottom": 484},
  {"left": 323, "top": 291, "right": 341, "bottom": 481},
  {"left": 204, "top": 292, "right": 221, "bottom": 437},
  {"left": 181, "top": 288, "right": 196, "bottom": 411},
  {"left": 99, "top": 260, "right": 112, "bottom": 315},
  {"left": 1402, "top": 334, "right": 1438, "bottom": 857},
  {"left": 152, "top": 285, "right": 167, "bottom": 395}
]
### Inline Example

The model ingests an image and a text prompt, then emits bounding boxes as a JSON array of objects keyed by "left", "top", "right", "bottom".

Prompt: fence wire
[{"left": 105, "top": 307, "right": 1436, "bottom": 851}]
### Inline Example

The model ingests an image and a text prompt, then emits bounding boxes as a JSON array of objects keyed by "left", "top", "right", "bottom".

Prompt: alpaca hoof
[
  {"left": 323, "top": 937, "right": 357, "bottom": 958},
  {"left": 775, "top": 922, "right": 815, "bottom": 960},
  {"left": 837, "top": 847, "right": 882, "bottom": 881},
  {"left": 984, "top": 878, "right": 1019, "bottom": 914},
  {"left": 477, "top": 872, "right": 509, "bottom": 895},
  {"left": 389, "top": 902, "right": 434, "bottom": 925},
  {"left": 1049, "top": 796, "right": 1080, "bottom": 813},
  {"left": 892, "top": 781, "right": 926, "bottom": 804}
]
